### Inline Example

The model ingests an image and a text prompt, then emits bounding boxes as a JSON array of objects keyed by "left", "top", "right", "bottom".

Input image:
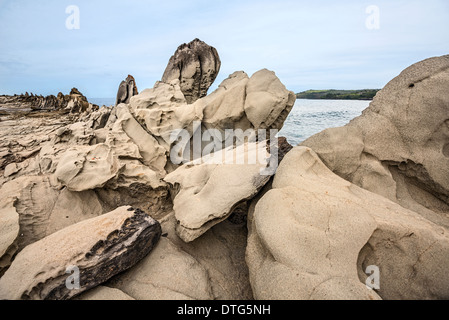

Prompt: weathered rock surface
[
  {"left": 116, "top": 75, "right": 139, "bottom": 106},
  {"left": 130, "top": 68, "right": 296, "bottom": 167},
  {"left": 0, "top": 206, "right": 161, "bottom": 300},
  {"left": 164, "top": 141, "right": 272, "bottom": 242},
  {"left": 162, "top": 38, "right": 221, "bottom": 104},
  {"left": 54, "top": 144, "right": 122, "bottom": 192},
  {"left": 75, "top": 286, "right": 135, "bottom": 300},
  {"left": 247, "top": 147, "right": 449, "bottom": 300},
  {"left": 0, "top": 203, "right": 19, "bottom": 264},
  {"left": 108, "top": 211, "right": 252, "bottom": 300},
  {"left": 110, "top": 237, "right": 214, "bottom": 300},
  {"left": 0, "top": 88, "right": 97, "bottom": 114},
  {"left": 302, "top": 55, "right": 449, "bottom": 229}
]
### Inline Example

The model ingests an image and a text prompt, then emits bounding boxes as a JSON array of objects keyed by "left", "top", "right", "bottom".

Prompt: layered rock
[
  {"left": 162, "top": 38, "right": 221, "bottom": 104},
  {"left": 116, "top": 75, "right": 139, "bottom": 106},
  {"left": 301, "top": 55, "right": 449, "bottom": 229},
  {"left": 0, "top": 206, "right": 161, "bottom": 300},
  {"left": 247, "top": 147, "right": 449, "bottom": 300},
  {"left": 0, "top": 88, "right": 97, "bottom": 114}
]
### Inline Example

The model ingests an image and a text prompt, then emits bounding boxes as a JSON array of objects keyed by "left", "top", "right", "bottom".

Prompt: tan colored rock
[
  {"left": 0, "top": 176, "right": 112, "bottom": 275},
  {"left": 247, "top": 147, "right": 449, "bottom": 300},
  {"left": 53, "top": 144, "right": 122, "bottom": 192},
  {"left": 0, "top": 203, "right": 19, "bottom": 259},
  {"left": 302, "top": 55, "right": 449, "bottom": 228},
  {"left": 4, "top": 163, "right": 19, "bottom": 177},
  {"left": 75, "top": 286, "right": 135, "bottom": 301},
  {"left": 0, "top": 206, "right": 161, "bottom": 300},
  {"left": 46, "top": 188, "right": 104, "bottom": 235},
  {"left": 164, "top": 142, "right": 271, "bottom": 242},
  {"left": 111, "top": 237, "right": 213, "bottom": 300},
  {"left": 110, "top": 211, "right": 252, "bottom": 300},
  {"left": 130, "top": 69, "right": 295, "bottom": 166},
  {"left": 129, "top": 81, "right": 202, "bottom": 152},
  {"left": 160, "top": 212, "right": 253, "bottom": 300},
  {"left": 111, "top": 104, "right": 167, "bottom": 175},
  {"left": 0, "top": 176, "right": 59, "bottom": 256},
  {"left": 244, "top": 69, "right": 296, "bottom": 130}
]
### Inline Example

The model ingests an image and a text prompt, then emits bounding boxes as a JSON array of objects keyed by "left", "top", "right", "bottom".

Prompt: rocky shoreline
[{"left": 0, "top": 39, "right": 448, "bottom": 300}]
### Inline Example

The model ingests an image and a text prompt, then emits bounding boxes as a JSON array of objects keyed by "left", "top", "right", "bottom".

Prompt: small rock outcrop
[
  {"left": 115, "top": 75, "right": 139, "bottom": 106},
  {"left": 0, "top": 88, "right": 97, "bottom": 114},
  {"left": 161, "top": 38, "right": 221, "bottom": 104},
  {"left": 0, "top": 206, "right": 161, "bottom": 300}
]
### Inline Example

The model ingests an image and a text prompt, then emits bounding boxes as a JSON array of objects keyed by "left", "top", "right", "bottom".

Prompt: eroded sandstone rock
[
  {"left": 162, "top": 39, "right": 221, "bottom": 104},
  {"left": 247, "top": 147, "right": 449, "bottom": 300},
  {"left": 302, "top": 55, "right": 449, "bottom": 228},
  {"left": 165, "top": 142, "right": 272, "bottom": 242},
  {"left": 0, "top": 206, "right": 161, "bottom": 300}
]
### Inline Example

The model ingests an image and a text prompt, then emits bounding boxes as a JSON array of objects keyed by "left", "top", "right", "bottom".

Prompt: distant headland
[{"left": 296, "top": 89, "right": 380, "bottom": 100}]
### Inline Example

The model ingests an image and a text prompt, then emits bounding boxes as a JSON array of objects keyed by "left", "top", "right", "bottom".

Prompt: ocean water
[
  {"left": 89, "top": 97, "right": 370, "bottom": 146},
  {"left": 89, "top": 98, "right": 116, "bottom": 107},
  {"left": 279, "top": 99, "right": 371, "bottom": 146}
]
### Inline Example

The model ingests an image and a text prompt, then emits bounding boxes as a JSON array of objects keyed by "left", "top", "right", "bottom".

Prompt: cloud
[{"left": 0, "top": 0, "right": 448, "bottom": 96}]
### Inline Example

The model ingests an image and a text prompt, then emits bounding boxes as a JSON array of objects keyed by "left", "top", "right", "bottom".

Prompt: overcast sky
[{"left": 0, "top": 0, "right": 448, "bottom": 98}]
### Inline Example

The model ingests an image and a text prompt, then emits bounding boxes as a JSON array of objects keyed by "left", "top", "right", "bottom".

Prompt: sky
[{"left": 0, "top": 0, "right": 448, "bottom": 98}]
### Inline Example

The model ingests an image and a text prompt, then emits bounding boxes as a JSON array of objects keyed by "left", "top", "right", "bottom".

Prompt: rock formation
[
  {"left": 162, "top": 38, "right": 221, "bottom": 104},
  {"left": 0, "top": 88, "right": 97, "bottom": 114},
  {"left": 246, "top": 147, "right": 449, "bottom": 300},
  {"left": 108, "top": 211, "right": 253, "bottom": 300},
  {"left": 0, "top": 206, "right": 161, "bottom": 300},
  {"left": 165, "top": 141, "right": 272, "bottom": 242},
  {"left": 116, "top": 75, "right": 139, "bottom": 106},
  {"left": 301, "top": 55, "right": 449, "bottom": 229},
  {"left": 1, "top": 41, "right": 447, "bottom": 301},
  {"left": 130, "top": 69, "right": 296, "bottom": 164},
  {"left": 0, "top": 37, "right": 295, "bottom": 299}
]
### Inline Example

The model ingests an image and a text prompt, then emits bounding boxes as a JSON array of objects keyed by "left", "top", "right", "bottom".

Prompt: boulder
[
  {"left": 246, "top": 147, "right": 449, "bottom": 300},
  {"left": 109, "top": 211, "right": 253, "bottom": 300},
  {"left": 116, "top": 75, "right": 139, "bottom": 106},
  {"left": 54, "top": 144, "right": 122, "bottom": 192},
  {"left": 302, "top": 55, "right": 449, "bottom": 228},
  {"left": 162, "top": 38, "right": 221, "bottom": 104},
  {"left": 0, "top": 206, "right": 161, "bottom": 300},
  {"left": 164, "top": 141, "right": 271, "bottom": 242}
]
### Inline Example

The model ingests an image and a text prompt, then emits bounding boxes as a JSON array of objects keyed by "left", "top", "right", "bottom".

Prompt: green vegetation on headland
[{"left": 296, "top": 89, "right": 380, "bottom": 100}]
